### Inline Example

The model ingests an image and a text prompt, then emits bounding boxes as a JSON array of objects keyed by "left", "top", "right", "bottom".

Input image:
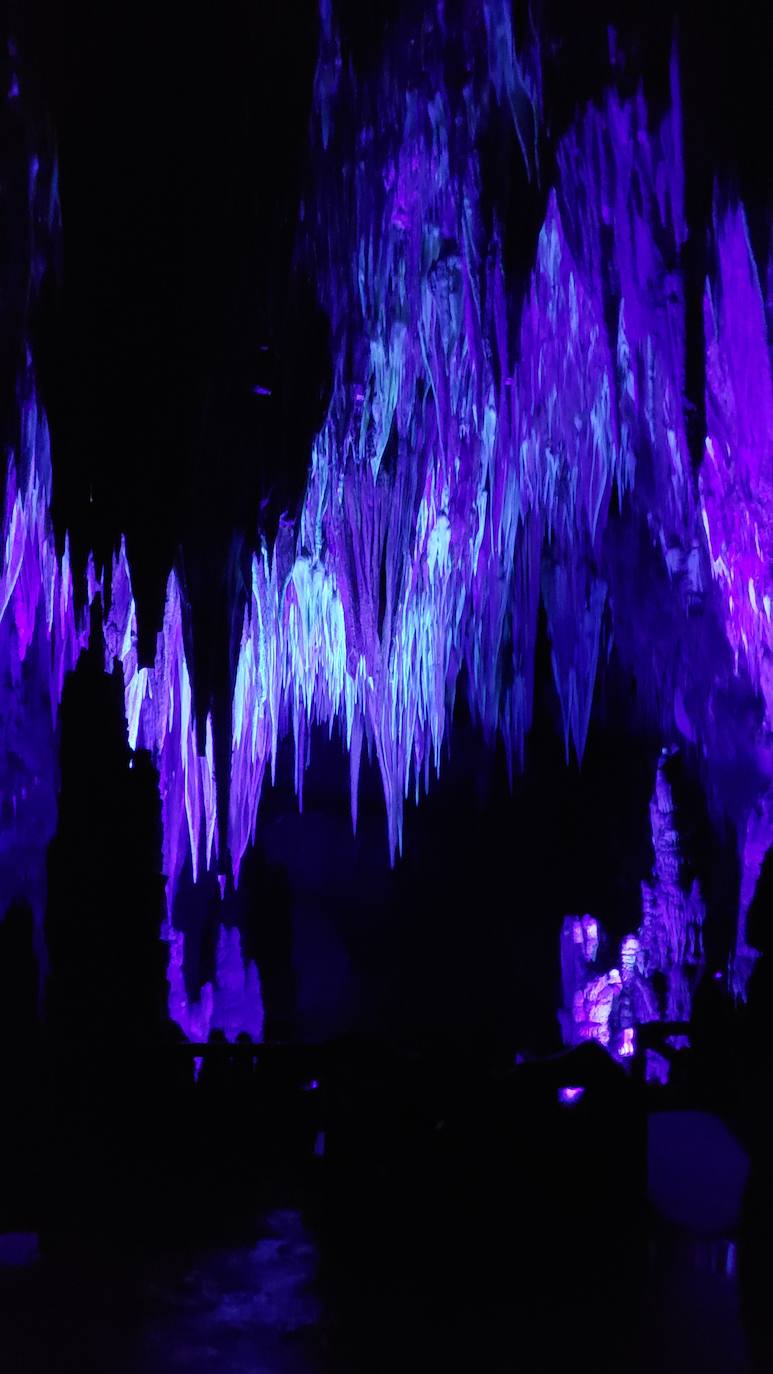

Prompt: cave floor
[{"left": 0, "top": 1203, "right": 750, "bottom": 1374}]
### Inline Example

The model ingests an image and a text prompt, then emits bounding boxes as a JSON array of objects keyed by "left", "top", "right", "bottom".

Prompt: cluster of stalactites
[
  {"left": 0, "top": 387, "right": 84, "bottom": 714},
  {"left": 5, "top": 11, "right": 773, "bottom": 1035},
  {"left": 700, "top": 204, "right": 773, "bottom": 697},
  {"left": 0, "top": 422, "right": 265, "bottom": 1039},
  {"left": 698, "top": 204, "right": 773, "bottom": 995},
  {"left": 228, "top": 21, "right": 697, "bottom": 865}
]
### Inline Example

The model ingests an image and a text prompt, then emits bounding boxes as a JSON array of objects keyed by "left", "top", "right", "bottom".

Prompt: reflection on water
[{"left": 0, "top": 1210, "right": 326, "bottom": 1374}]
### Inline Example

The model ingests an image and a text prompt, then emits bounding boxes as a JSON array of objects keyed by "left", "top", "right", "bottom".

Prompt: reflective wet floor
[
  {"left": 0, "top": 1211, "right": 326, "bottom": 1374},
  {"left": 0, "top": 1210, "right": 751, "bottom": 1374}
]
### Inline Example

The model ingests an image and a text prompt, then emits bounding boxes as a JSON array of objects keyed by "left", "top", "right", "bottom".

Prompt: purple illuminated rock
[
  {"left": 560, "top": 750, "right": 706, "bottom": 1047},
  {"left": 4, "top": 13, "right": 773, "bottom": 1038}
]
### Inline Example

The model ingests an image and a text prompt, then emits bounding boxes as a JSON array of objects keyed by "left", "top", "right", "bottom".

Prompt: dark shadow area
[
  {"left": 0, "top": 637, "right": 757, "bottom": 1371},
  {"left": 737, "top": 847, "right": 773, "bottom": 1372},
  {"left": 0, "top": 899, "right": 40, "bottom": 1235}
]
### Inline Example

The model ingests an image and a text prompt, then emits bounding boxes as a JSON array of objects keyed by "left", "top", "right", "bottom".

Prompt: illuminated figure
[
  {"left": 559, "top": 915, "right": 603, "bottom": 1043},
  {"left": 561, "top": 926, "right": 659, "bottom": 1054},
  {"left": 573, "top": 967, "right": 622, "bottom": 1048},
  {"left": 611, "top": 934, "right": 658, "bottom": 1058}
]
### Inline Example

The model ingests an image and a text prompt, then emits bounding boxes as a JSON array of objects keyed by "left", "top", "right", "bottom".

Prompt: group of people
[{"left": 560, "top": 914, "right": 660, "bottom": 1058}]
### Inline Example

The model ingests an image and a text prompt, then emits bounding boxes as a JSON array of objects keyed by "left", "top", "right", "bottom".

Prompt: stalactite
[{"left": 3, "top": 8, "right": 773, "bottom": 1035}]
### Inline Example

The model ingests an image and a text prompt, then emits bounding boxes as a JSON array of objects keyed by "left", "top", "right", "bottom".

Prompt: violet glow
[
  {"left": 560, "top": 754, "right": 706, "bottom": 1050},
  {"left": 3, "top": 8, "right": 773, "bottom": 1039},
  {"left": 558, "top": 1087, "right": 585, "bottom": 1106},
  {"left": 645, "top": 1051, "right": 670, "bottom": 1087}
]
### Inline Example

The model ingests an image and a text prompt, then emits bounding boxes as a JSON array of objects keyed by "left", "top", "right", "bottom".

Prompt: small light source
[{"left": 558, "top": 1086, "right": 585, "bottom": 1105}]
